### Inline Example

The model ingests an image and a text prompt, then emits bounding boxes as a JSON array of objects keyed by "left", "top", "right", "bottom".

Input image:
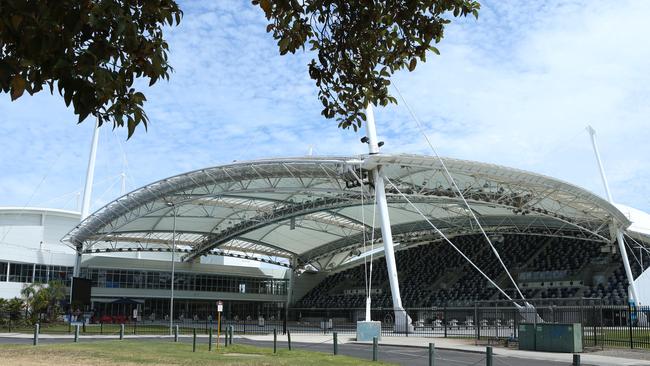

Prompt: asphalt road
[
  {"left": 0, "top": 336, "right": 587, "bottom": 366},
  {"left": 234, "top": 339, "right": 581, "bottom": 366}
]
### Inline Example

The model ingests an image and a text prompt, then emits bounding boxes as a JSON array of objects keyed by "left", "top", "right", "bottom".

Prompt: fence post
[
  {"left": 100, "top": 322, "right": 103, "bottom": 335},
  {"left": 82, "top": 322, "right": 86, "bottom": 333},
  {"left": 372, "top": 336, "right": 378, "bottom": 361},
  {"left": 120, "top": 324, "right": 124, "bottom": 340},
  {"left": 273, "top": 328, "right": 277, "bottom": 353},
  {"left": 287, "top": 330, "right": 292, "bottom": 351},
  {"left": 224, "top": 326, "right": 228, "bottom": 348},
  {"left": 133, "top": 322, "right": 136, "bottom": 335},
  {"left": 628, "top": 302, "right": 634, "bottom": 349},
  {"left": 599, "top": 300, "right": 604, "bottom": 350},
  {"left": 475, "top": 303, "right": 480, "bottom": 340},
  {"left": 68, "top": 322, "right": 71, "bottom": 334},
  {"left": 405, "top": 311, "right": 409, "bottom": 337},
  {"left": 486, "top": 346, "right": 492, "bottom": 366},
  {"left": 283, "top": 311, "right": 287, "bottom": 335},
  {"left": 443, "top": 304, "right": 448, "bottom": 338},
  {"left": 591, "top": 304, "right": 597, "bottom": 348},
  {"left": 333, "top": 331, "right": 338, "bottom": 355},
  {"left": 174, "top": 325, "right": 179, "bottom": 342},
  {"left": 229, "top": 325, "right": 233, "bottom": 345},
  {"left": 428, "top": 343, "right": 435, "bottom": 366},
  {"left": 208, "top": 327, "right": 213, "bottom": 352},
  {"left": 74, "top": 324, "right": 80, "bottom": 343},
  {"left": 572, "top": 354, "right": 580, "bottom": 366},
  {"left": 33, "top": 324, "right": 39, "bottom": 346},
  {"left": 193, "top": 328, "right": 197, "bottom": 352}
]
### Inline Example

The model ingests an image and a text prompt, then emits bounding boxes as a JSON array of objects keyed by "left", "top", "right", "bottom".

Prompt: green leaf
[
  {"left": 127, "top": 117, "right": 137, "bottom": 138},
  {"left": 259, "top": 0, "right": 271, "bottom": 14},
  {"left": 279, "top": 38, "right": 290, "bottom": 54},
  {"left": 10, "top": 75, "right": 26, "bottom": 100},
  {"left": 408, "top": 58, "right": 417, "bottom": 71}
]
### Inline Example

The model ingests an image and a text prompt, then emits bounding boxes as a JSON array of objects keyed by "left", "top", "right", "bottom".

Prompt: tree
[
  {"left": 21, "top": 281, "right": 67, "bottom": 323},
  {"left": 254, "top": 0, "right": 480, "bottom": 130},
  {"left": 1, "top": 1, "right": 478, "bottom": 135},
  {"left": 0, "top": 297, "right": 26, "bottom": 328},
  {"left": 0, "top": 0, "right": 182, "bottom": 137}
]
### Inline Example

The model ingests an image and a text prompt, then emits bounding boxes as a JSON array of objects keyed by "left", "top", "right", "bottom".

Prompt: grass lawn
[{"left": 0, "top": 340, "right": 394, "bottom": 365}]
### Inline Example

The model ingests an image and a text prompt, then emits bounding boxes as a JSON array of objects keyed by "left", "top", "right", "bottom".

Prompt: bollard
[
  {"left": 572, "top": 354, "right": 581, "bottom": 366},
  {"left": 209, "top": 327, "right": 213, "bottom": 351},
  {"left": 372, "top": 336, "right": 378, "bottom": 362},
  {"left": 429, "top": 343, "right": 435, "bottom": 366},
  {"left": 74, "top": 325, "right": 80, "bottom": 343},
  {"left": 174, "top": 325, "right": 179, "bottom": 342},
  {"left": 82, "top": 322, "right": 86, "bottom": 333},
  {"left": 229, "top": 325, "right": 233, "bottom": 345},
  {"left": 193, "top": 328, "right": 197, "bottom": 352},
  {"left": 287, "top": 330, "right": 292, "bottom": 351},
  {"left": 119, "top": 324, "right": 124, "bottom": 340},
  {"left": 486, "top": 346, "right": 493, "bottom": 366},
  {"left": 273, "top": 328, "right": 277, "bottom": 353},
  {"left": 333, "top": 332, "right": 338, "bottom": 355},
  {"left": 33, "top": 324, "right": 39, "bottom": 346}
]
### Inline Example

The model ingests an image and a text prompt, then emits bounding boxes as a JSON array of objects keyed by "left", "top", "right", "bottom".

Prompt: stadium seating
[{"left": 296, "top": 233, "right": 635, "bottom": 308}]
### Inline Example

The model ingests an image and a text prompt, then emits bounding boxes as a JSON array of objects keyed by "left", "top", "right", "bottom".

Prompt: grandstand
[
  {"left": 58, "top": 153, "right": 650, "bottom": 320},
  {"left": 296, "top": 233, "right": 640, "bottom": 308},
  {"left": 2, "top": 153, "right": 649, "bottom": 331}
]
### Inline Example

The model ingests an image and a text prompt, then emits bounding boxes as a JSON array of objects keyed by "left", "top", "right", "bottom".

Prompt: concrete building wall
[
  {"left": 0, "top": 207, "right": 289, "bottom": 304},
  {"left": 0, "top": 208, "right": 79, "bottom": 299}
]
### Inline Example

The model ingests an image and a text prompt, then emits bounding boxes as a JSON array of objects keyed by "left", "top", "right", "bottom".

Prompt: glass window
[
  {"left": 82, "top": 267, "right": 285, "bottom": 295},
  {"left": 8, "top": 263, "right": 33, "bottom": 283},
  {"left": 34, "top": 264, "right": 48, "bottom": 283},
  {"left": 0, "top": 262, "right": 7, "bottom": 281},
  {"left": 49, "top": 265, "right": 72, "bottom": 285}
]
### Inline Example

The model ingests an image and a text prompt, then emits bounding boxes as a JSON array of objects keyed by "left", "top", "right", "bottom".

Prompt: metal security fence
[
  {"left": 4, "top": 298, "right": 650, "bottom": 350},
  {"left": 285, "top": 298, "right": 650, "bottom": 350}
]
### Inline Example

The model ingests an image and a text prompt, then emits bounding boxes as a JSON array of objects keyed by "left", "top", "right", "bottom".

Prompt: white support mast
[
  {"left": 120, "top": 172, "right": 127, "bottom": 196},
  {"left": 587, "top": 125, "right": 640, "bottom": 305},
  {"left": 81, "top": 118, "right": 100, "bottom": 221},
  {"left": 69, "top": 118, "right": 100, "bottom": 308},
  {"left": 364, "top": 104, "right": 412, "bottom": 331},
  {"left": 73, "top": 118, "right": 100, "bottom": 278}
]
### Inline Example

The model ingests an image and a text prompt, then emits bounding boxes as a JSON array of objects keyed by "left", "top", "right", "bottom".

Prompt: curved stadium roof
[{"left": 62, "top": 154, "right": 633, "bottom": 271}]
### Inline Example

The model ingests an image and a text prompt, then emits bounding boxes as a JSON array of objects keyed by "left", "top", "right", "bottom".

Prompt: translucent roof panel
[{"left": 63, "top": 154, "right": 631, "bottom": 270}]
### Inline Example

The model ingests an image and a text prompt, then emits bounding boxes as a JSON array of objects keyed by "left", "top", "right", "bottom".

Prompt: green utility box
[
  {"left": 518, "top": 323, "right": 536, "bottom": 351},
  {"left": 519, "top": 323, "right": 582, "bottom": 353}
]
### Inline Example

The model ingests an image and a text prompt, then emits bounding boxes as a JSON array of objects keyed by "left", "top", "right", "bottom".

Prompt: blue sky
[{"left": 1, "top": 0, "right": 649, "bottom": 214}]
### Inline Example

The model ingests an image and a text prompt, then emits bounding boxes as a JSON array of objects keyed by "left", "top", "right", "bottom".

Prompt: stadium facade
[
  {"left": 2, "top": 154, "right": 650, "bottom": 321},
  {"left": 0, "top": 207, "right": 289, "bottom": 320}
]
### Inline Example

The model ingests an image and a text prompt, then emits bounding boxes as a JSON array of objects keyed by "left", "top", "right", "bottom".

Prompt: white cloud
[{"left": 0, "top": 0, "right": 648, "bottom": 214}]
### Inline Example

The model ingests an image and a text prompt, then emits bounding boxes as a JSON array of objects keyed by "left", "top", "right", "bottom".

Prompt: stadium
[
  {"left": 3, "top": 151, "right": 650, "bottom": 348},
  {"left": 3, "top": 1, "right": 650, "bottom": 364}
]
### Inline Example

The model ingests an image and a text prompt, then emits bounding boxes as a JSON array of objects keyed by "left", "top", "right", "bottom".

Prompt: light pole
[{"left": 168, "top": 203, "right": 177, "bottom": 335}]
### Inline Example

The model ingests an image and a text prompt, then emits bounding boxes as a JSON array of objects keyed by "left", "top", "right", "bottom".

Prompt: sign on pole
[{"left": 216, "top": 300, "right": 223, "bottom": 349}]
